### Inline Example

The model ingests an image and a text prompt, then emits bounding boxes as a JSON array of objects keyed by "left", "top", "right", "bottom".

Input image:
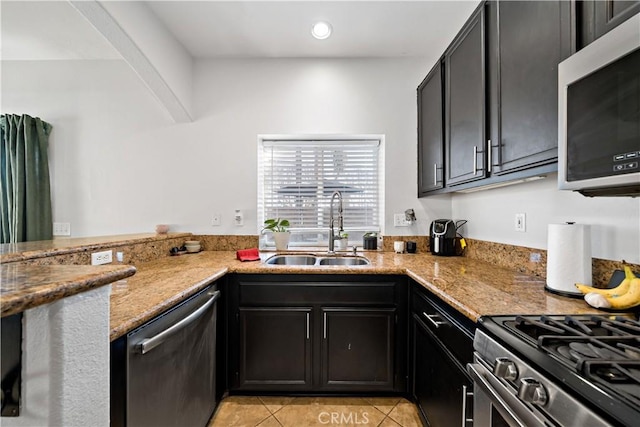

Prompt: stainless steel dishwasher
[{"left": 126, "top": 284, "right": 220, "bottom": 427}]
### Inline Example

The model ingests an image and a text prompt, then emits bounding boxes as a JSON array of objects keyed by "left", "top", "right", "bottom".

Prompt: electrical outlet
[
  {"left": 515, "top": 213, "right": 526, "bottom": 232},
  {"left": 91, "top": 250, "right": 113, "bottom": 265},
  {"left": 394, "top": 213, "right": 411, "bottom": 227},
  {"left": 212, "top": 213, "right": 221, "bottom": 226},
  {"left": 53, "top": 222, "right": 71, "bottom": 236}
]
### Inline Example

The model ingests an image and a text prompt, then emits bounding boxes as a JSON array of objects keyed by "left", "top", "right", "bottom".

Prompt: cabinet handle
[
  {"left": 422, "top": 312, "right": 447, "bottom": 328},
  {"left": 306, "top": 312, "right": 310, "bottom": 340},
  {"left": 487, "top": 140, "right": 492, "bottom": 173},
  {"left": 434, "top": 163, "right": 438, "bottom": 186},
  {"left": 323, "top": 312, "right": 327, "bottom": 339},
  {"left": 473, "top": 146, "right": 478, "bottom": 175},
  {"left": 461, "top": 384, "right": 474, "bottom": 426}
]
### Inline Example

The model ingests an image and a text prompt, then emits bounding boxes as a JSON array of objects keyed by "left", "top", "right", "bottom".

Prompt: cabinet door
[
  {"left": 321, "top": 308, "right": 395, "bottom": 391},
  {"left": 238, "top": 307, "right": 312, "bottom": 390},
  {"left": 445, "top": 7, "right": 487, "bottom": 186},
  {"left": 418, "top": 61, "right": 445, "bottom": 195},
  {"left": 579, "top": 1, "right": 640, "bottom": 48},
  {"left": 412, "top": 314, "right": 472, "bottom": 427},
  {"left": 489, "top": 0, "right": 572, "bottom": 175}
]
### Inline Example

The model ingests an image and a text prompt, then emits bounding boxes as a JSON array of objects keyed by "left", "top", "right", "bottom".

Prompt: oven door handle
[{"left": 467, "top": 363, "right": 546, "bottom": 427}]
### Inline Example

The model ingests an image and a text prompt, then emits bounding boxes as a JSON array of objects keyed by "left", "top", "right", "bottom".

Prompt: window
[{"left": 258, "top": 135, "right": 384, "bottom": 248}]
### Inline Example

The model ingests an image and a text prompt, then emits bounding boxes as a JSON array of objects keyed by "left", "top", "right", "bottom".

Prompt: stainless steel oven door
[{"left": 467, "top": 362, "right": 548, "bottom": 427}]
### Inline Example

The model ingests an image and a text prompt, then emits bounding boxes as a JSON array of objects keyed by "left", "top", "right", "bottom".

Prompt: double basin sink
[{"left": 264, "top": 254, "right": 370, "bottom": 266}]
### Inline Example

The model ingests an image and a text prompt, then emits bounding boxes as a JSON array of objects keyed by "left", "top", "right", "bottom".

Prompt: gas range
[{"left": 471, "top": 314, "right": 640, "bottom": 426}]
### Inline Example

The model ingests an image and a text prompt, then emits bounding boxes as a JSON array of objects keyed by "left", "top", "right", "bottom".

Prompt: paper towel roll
[{"left": 546, "top": 223, "right": 592, "bottom": 297}]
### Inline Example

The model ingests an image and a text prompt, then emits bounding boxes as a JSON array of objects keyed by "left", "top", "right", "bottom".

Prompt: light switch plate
[
  {"left": 394, "top": 213, "right": 411, "bottom": 227},
  {"left": 515, "top": 213, "right": 526, "bottom": 232},
  {"left": 53, "top": 222, "right": 71, "bottom": 236}
]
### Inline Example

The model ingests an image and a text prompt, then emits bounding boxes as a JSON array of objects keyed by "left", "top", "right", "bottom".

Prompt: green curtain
[{"left": 0, "top": 114, "right": 53, "bottom": 243}]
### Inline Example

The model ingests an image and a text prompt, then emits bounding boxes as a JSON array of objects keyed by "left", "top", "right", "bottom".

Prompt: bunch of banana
[{"left": 575, "top": 266, "right": 640, "bottom": 310}]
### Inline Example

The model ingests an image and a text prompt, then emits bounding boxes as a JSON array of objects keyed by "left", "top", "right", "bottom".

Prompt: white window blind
[{"left": 258, "top": 136, "right": 383, "bottom": 247}]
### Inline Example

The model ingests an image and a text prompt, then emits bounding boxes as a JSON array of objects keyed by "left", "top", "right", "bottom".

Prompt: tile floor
[{"left": 208, "top": 396, "right": 422, "bottom": 427}]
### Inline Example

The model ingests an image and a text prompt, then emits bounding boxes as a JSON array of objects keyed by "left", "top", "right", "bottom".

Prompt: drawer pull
[
  {"left": 423, "top": 312, "right": 447, "bottom": 328},
  {"left": 462, "top": 384, "right": 474, "bottom": 426}
]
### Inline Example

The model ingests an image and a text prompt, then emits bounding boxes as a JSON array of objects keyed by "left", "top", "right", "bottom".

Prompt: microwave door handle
[
  {"left": 138, "top": 290, "right": 221, "bottom": 355},
  {"left": 467, "top": 363, "right": 546, "bottom": 427}
]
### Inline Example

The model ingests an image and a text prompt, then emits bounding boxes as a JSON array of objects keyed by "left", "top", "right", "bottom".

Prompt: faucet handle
[{"left": 351, "top": 245, "right": 358, "bottom": 255}]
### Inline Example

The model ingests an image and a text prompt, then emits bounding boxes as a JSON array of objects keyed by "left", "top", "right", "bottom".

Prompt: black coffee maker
[{"left": 429, "top": 219, "right": 458, "bottom": 256}]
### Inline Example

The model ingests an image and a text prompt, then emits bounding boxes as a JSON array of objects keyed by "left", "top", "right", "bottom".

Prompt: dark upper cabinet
[
  {"left": 417, "top": 62, "right": 445, "bottom": 195},
  {"left": 417, "top": 1, "right": 573, "bottom": 196},
  {"left": 445, "top": 6, "right": 487, "bottom": 186},
  {"left": 487, "top": 0, "right": 572, "bottom": 175},
  {"left": 578, "top": 0, "right": 640, "bottom": 48}
]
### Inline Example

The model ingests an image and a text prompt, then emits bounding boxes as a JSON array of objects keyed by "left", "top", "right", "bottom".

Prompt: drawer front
[
  {"left": 411, "top": 287, "right": 474, "bottom": 364},
  {"left": 239, "top": 281, "right": 396, "bottom": 306}
]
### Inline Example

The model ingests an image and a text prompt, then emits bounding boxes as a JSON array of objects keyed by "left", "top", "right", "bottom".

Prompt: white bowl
[{"left": 185, "top": 244, "right": 201, "bottom": 253}]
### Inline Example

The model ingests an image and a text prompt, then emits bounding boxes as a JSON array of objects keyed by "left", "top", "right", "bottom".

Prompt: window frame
[{"left": 257, "top": 134, "right": 385, "bottom": 249}]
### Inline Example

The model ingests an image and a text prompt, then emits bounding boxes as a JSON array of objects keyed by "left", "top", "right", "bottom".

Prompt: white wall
[
  {"left": 192, "top": 58, "right": 451, "bottom": 236},
  {"left": 451, "top": 175, "right": 640, "bottom": 263},
  {"left": 4, "top": 285, "right": 111, "bottom": 427},
  {"left": 2, "top": 57, "right": 452, "bottom": 237}
]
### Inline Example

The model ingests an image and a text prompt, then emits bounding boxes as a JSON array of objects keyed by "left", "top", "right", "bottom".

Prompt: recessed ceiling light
[{"left": 311, "top": 21, "right": 332, "bottom": 40}]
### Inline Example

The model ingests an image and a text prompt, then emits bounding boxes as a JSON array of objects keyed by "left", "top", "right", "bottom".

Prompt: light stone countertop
[
  {"left": 0, "top": 232, "right": 191, "bottom": 263},
  {"left": 108, "top": 250, "right": 612, "bottom": 341},
  {"left": 0, "top": 263, "right": 136, "bottom": 317}
]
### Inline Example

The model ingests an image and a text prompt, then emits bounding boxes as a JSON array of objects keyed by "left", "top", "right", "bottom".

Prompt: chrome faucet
[{"left": 328, "top": 191, "right": 343, "bottom": 254}]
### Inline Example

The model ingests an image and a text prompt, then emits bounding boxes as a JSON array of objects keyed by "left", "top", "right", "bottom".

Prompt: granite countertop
[
  {"left": 0, "top": 232, "right": 191, "bottom": 263},
  {"left": 1, "top": 263, "right": 136, "bottom": 317},
  {"left": 109, "top": 250, "right": 610, "bottom": 341}
]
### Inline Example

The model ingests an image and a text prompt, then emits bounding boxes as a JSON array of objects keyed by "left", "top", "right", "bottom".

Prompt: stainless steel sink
[
  {"left": 264, "top": 255, "right": 318, "bottom": 265},
  {"left": 317, "top": 256, "right": 370, "bottom": 266},
  {"left": 264, "top": 254, "right": 370, "bottom": 266}
]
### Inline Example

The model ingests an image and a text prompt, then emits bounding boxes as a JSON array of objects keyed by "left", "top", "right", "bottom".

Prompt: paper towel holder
[{"left": 544, "top": 222, "right": 592, "bottom": 298}]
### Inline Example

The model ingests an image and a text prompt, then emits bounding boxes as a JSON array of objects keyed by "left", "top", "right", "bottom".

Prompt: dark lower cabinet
[
  {"left": 238, "top": 307, "right": 312, "bottom": 390},
  {"left": 410, "top": 282, "right": 475, "bottom": 427},
  {"left": 322, "top": 308, "right": 395, "bottom": 390},
  {"left": 413, "top": 314, "right": 472, "bottom": 427},
  {"left": 228, "top": 274, "right": 407, "bottom": 394}
]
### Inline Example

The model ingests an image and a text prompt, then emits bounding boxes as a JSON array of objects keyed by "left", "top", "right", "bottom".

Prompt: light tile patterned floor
[{"left": 208, "top": 396, "right": 422, "bottom": 427}]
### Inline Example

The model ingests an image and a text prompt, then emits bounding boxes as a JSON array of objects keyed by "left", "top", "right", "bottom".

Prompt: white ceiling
[
  {"left": 0, "top": 1, "right": 121, "bottom": 60},
  {"left": 1, "top": 0, "right": 480, "bottom": 61},
  {"left": 146, "top": 0, "right": 480, "bottom": 58}
]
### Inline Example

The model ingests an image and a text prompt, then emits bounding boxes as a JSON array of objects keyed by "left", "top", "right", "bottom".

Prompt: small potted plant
[
  {"left": 335, "top": 231, "right": 349, "bottom": 250},
  {"left": 262, "top": 218, "right": 291, "bottom": 251}
]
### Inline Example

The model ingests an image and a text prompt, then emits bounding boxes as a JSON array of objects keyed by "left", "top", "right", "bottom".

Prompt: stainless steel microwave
[{"left": 558, "top": 13, "right": 640, "bottom": 197}]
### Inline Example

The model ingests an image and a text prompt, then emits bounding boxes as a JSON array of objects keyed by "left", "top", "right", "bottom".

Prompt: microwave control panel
[{"left": 613, "top": 151, "right": 639, "bottom": 173}]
